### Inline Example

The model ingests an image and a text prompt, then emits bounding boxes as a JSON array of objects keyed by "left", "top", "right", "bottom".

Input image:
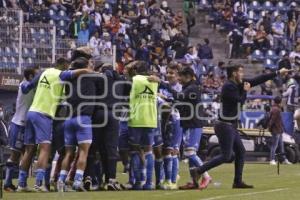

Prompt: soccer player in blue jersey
[{"left": 4, "top": 68, "right": 37, "bottom": 192}]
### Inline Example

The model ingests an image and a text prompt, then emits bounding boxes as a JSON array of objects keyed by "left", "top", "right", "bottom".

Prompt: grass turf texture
[{"left": 4, "top": 163, "right": 300, "bottom": 200}]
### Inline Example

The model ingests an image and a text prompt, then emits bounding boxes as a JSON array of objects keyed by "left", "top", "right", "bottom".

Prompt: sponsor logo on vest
[
  {"left": 40, "top": 76, "right": 50, "bottom": 89},
  {"left": 140, "top": 86, "right": 154, "bottom": 95},
  {"left": 136, "top": 86, "right": 155, "bottom": 99}
]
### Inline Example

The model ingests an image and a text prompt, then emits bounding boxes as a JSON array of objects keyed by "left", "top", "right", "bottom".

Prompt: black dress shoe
[{"left": 232, "top": 182, "right": 254, "bottom": 189}]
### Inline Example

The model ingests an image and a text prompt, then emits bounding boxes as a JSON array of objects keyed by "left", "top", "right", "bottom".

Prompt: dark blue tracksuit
[{"left": 196, "top": 72, "right": 278, "bottom": 184}]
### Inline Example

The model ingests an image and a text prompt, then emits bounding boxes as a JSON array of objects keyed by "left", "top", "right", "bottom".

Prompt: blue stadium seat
[
  {"left": 265, "top": 50, "right": 279, "bottom": 61},
  {"left": 4, "top": 47, "right": 12, "bottom": 57},
  {"left": 278, "top": 50, "right": 288, "bottom": 58},
  {"left": 264, "top": 59, "right": 277, "bottom": 69},
  {"left": 58, "top": 10, "right": 69, "bottom": 20},
  {"left": 277, "top": 2, "right": 288, "bottom": 13},
  {"left": 198, "top": 0, "right": 211, "bottom": 10},
  {"left": 248, "top": 10, "right": 259, "bottom": 22},
  {"left": 58, "top": 29, "right": 66, "bottom": 37},
  {"left": 251, "top": 49, "right": 265, "bottom": 61},
  {"left": 49, "top": 19, "right": 55, "bottom": 26},
  {"left": 23, "top": 48, "right": 30, "bottom": 58},
  {"left": 0, "top": 48, "right": 4, "bottom": 56},
  {"left": 57, "top": 20, "right": 68, "bottom": 31},
  {"left": 248, "top": 1, "right": 262, "bottom": 12},
  {"left": 49, "top": 9, "right": 59, "bottom": 21},
  {"left": 263, "top": 1, "right": 275, "bottom": 12}
]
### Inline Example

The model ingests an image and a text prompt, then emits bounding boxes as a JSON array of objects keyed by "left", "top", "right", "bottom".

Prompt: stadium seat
[
  {"left": 263, "top": 1, "right": 275, "bottom": 12},
  {"left": 251, "top": 49, "right": 265, "bottom": 61},
  {"left": 277, "top": 2, "right": 288, "bottom": 13},
  {"left": 49, "top": 9, "right": 59, "bottom": 21},
  {"left": 264, "top": 59, "right": 277, "bottom": 69},
  {"left": 248, "top": 1, "right": 262, "bottom": 12},
  {"left": 0, "top": 48, "right": 4, "bottom": 57},
  {"left": 58, "top": 20, "right": 67, "bottom": 30},
  {"left": 4, "top": 47, "right": 12, "bottom": 57},
  {"left": 198, "top": 0, "right": 211, "bottom": 10},
  {"left": 265, "top": 50, "right": 279, "bottom": 61},
  {"left": 278, "top": 50, "right": 288, "bottom": 58},
  {"left": 248, "top": 10, "right": 259, "bottom": 22},
  {"left": 49, "top": 19, "right": 55, "bottom": 25},
  {"left": 23, "top": 48, "right": 30, "bottom": 58},
  {"left": 58, "top": 29, "right": 66, "bottom": 37},
  {"left": 58, "top": 10, "right": 69, "bottom": 20}
]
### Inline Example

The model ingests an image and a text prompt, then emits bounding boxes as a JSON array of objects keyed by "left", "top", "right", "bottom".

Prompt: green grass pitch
[{"left": 4, "top": 163, "right": 300, "bottom": 200}]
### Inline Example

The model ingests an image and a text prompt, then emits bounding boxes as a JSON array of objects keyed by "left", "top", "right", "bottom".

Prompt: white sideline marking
[
  {"left": 154, "top": 190, "right": 185, "bottom": 197},
  {"left": 199, "top": 188, "right": 289, "bottom": 200}
]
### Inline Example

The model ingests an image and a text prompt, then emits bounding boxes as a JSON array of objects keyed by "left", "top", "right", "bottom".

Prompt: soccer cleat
[
  {"left": 199, "top": 176, "right": 212, "bottom": 190},
  {"left": 107, "top": 181, "right": 122, "bottom": 191},
  {"left": 57, "top": 180, "right": 66, "bottom": 192},
  {"left": 179, "top": 182, "right": 197, "bottom": 190},
  {"left": 143, "top": 183, "right": 155, "bottom": 190},
  {"left": 73, "top": 182, "right": 87, "bottom": 192},
  {"left": 32, "top": 185, "right": 49, "bottom": 192},
  {"left": 16, "top": 185, "right": 32, "bottom": 192},
  {"left": 162, "top": 181, "right": 173, "bottom": 190},
  {"left": 169, "top": 183, "right": 178, "bottom": 190},
  {"left": 120, "top": 183, "right": 133, "bottom": 190},
  {"left": 270, "top": 160, "right": 277, "bottom": 165},
  {"left": 4, "top": 184, "right": 17, "bottom": 192},
  {"left": 232, "top": 182, "right": 254, "bottom": 189},
  {"left": 283, "top": 159, "right": 292, "bottom": 165},
  {"left": 84, "top": 176, "right": 92, "bottom": 191}
]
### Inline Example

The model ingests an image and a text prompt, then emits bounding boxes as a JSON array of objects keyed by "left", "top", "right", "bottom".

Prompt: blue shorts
[
  {"left": 153, "top": 127, "right": 163, "bottom": 147},
  {"left": 119, "top": 121, "right": 129, "bottom": 150},
  {"left": 128, "top": 127, "right": 155, "bottom": 146},
  {"left": 163, "top": 118, "right": 182, "bottom": 151},
  {"left": 182, "top": 128, "right": 202, "bottom": 151},
  {"left": 24, "top": 111, "right": 53, "bottom": 145},
  {"left": 8, "top": 122, "right": 25, "bottom": 152},
  {"left": 64, "top": 115, "right": 92, "bottom": 146}
]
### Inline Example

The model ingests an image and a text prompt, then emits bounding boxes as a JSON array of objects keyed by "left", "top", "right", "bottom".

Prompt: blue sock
[
  {"left": 171, "top": 155, "right": 179, "bottom": 183},
  {"left": 129, "top": 164, "right": 135, "bottom": 185},
  {"left": 58, "top": 170, "right": 68, "bottom": 183},
  {"left": 74, "top": 169, "right": 84, "bottom": 187},
  {"left": 44, "top": 165, "right": 52, "bottom": 186},
  {"left": 18, "top": 169, "right": 28, "bottom": 188},
  {"left": 155, "top": 159, "right": 164, "bottom": 185},
  {"left": 145, "top": 152, "right": 154, "bottom": 185},
  {"left": 141, "top": 167, "right": 146, "bottom": 183},
  {"left": 35, "top": 169, "right": 45, "bottom": 187},
  {"left": 188, "top": 154, "right": 203, "bottom": 168},
  {"left": 4, "top": 162, "right": 17, "bottom": 186},
  {"left": 130, "top": 152, "right": 141, "bottom": 184},
  {"left": 163, "top": 155, "right": 173, "bottom": 182}
]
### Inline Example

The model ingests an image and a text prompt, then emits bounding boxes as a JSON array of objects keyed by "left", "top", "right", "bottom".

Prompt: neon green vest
[
  {"left": 29, "top": 68, "right": 64, "bottom": 118},
  {"left": 128, "top": 75, "right": 158, "bottom": 128}
]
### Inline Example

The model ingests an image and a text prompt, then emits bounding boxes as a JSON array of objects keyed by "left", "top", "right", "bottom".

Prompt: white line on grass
[
  {"left": 153, "top": 190, "right": 186, "bottom": 197},
  {"left": 199, "top": 188, "right": 289, "bottom": 200}
]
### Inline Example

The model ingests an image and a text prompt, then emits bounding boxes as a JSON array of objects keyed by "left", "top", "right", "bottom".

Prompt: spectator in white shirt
[
  {"left": 272, "top": 15, "right": 285, "bottom": 52},
  {"left": 89, "top": 31, "right": 101, "bottom": 57},
  {"left": 243, "top": 23, "right": 256, "bottom": 56}
]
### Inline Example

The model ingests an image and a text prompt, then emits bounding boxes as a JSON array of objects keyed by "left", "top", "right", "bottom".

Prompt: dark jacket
[
  {"left": 198, "top": 44, "right": 213, "bottom": 59},
  {"left": 65, "top": 76, "right": 96, "bottom": 117},
  {"left": 160, "top": 80, "right": 203, "bottom": 128},
  {"left": 219, "top": 72, "right": 277, "bottom": 125},
  {"left": 268, "top": 104, "right": 284, "bottom": 134}
]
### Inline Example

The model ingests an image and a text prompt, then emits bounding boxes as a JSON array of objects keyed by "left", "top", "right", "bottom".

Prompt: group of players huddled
[
  {"left": 4, "top": 46, "right": 212, "bottom": 192},
  {"left": 4, "top": 45, "right": 292, "bottom": 193}
]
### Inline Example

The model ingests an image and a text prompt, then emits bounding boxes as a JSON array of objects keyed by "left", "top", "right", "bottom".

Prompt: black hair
[
  {"left": 23, "top": 67, "right": 36, "bottom": 81},
  {"left": 167, "top": 63, "right": 180, "bottom": 72},
  {"left": 178, "top": 67, "right": 195, "bottom": 77},
  {"left": 204, "top": 38, "right": 209, "bottom": 45},
  {"left": 71, "top": 49, "right": 92, "bottom": 61},
  {"left": 71, "top": 57, "right": 89, "bottom": 69},
  {"left": 226, "top": 65, "right": 243, "bottom": 78},
  {"left": 56, "top": 57, "right": 70, "bottom": 66},
  {"left": 274, "top": 96, "right": 282, "bottom": 104}
]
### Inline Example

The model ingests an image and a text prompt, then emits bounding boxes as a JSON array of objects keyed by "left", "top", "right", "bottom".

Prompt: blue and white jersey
[
  {"left": 159, "top": 82, "right": 182, "bottom": 101},
  {"left": 11, "top": 80, "right": 35, "bottom": 126}
]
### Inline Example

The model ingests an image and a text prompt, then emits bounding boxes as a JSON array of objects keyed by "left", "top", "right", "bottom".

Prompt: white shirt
[
  {"left": 11, "top": 80, "right": 35, "bottom": 126},
  {"left": 95, "top": 12, "right": 102, "bottom": 27},
  {"left": 243, "top": 28, "right": 256, "bottom": 44},
  {"left": 89, "top": 36, "right": 101, "bottom": 56}
]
